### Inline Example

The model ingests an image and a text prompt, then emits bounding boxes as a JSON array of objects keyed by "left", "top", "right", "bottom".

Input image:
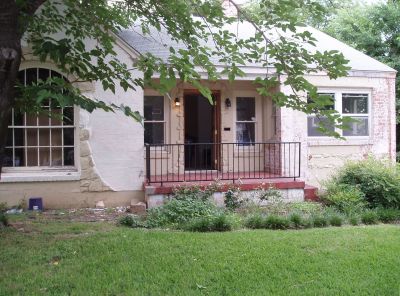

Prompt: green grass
[{"left": 1, "top": 220, "right": 400, "bottom": 295}]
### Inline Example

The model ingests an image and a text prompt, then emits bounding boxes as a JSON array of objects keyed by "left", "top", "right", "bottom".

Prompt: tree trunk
[{"left": 0, "top": 1, "right": 22, "bottom": 177}]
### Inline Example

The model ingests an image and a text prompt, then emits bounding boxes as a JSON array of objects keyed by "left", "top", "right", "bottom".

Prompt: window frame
[
  {"left": 234, "top": 96, "right": 258, "bottom": 147},
  {"left": 2, "top": 67, "right": 79, "bottom": 174},
  {"left": 143, "top": 94, "right": 168, "bottom": 147},
  {"left": 307, "top": 89, "right": 372, "bottom": 139}
]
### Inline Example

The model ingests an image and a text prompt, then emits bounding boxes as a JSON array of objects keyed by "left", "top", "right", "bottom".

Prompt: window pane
[
  {"left": 64, "top": 147, "right": 74, "bottom": 166},
  {"left": 144, "top": 96, "right": 164, "bottom": 121},
  {"left": 39, "top": 129, "right": 50, "bottom": 146},
  {"left": 38, "top": 68, "right": 50, "bottom": 82},
  {"left": 3, "top": 148, "right": 13, "bottom": 167},
  {"left": 307, "top": 93, "right": 335, "bottom": 111},
  {"left": 144, "top": 122, "right": 164, "bottom": 144},
  {"left": 14, "top": 112, "right": 24, "bottom": 126},
  {"left": 52, "top": 129, "right": 62, "bottom": 146},
  {"left": 342, "top": 94, "right": 368, "bottom": 114},
  {"left": 51, "top": 108, "right": 62, "bottom": 126},
  {"left": 27, "top": 148, "right": 38, "bottom": 166},
  {"left": 27, "top": 129, "right": 38, "bottom": 146},
  {"left": 26, "top": 68, "right": 37, "bottom": 85},
  {"left": 236, "top": 122, "right": 255, "bottom": 145},
  {"left": 237, "top": 97, "right": 255, "bottom": 121},
  {"left": 14, "top": 128, "right": 23, "bottom": 146},
  {"left": 51, "top": 148, "right": 62, "bottom": 166},
  {"left": 343, "top": 116, "right": 369, "bottom": 136},
  {"left": 26, "top": 114, "right": 37, "bottom": 126},
  {"left": 307, "top": 116, "right": 335, "bottom": 137},
  {"left": 39, "top": 148, "right": 50, "bottom": 166},
  {"left": 63, "top": 128, "right": 74, "bottom": 146},
  {"left": 14, "top": 148, "right": 24, "bottom": 167},
  {"left": 63, "top": 107, "right": 74, "bottom": 125},
  {"left": 6, "top": 129, "right": 12, "bottom": 147}
]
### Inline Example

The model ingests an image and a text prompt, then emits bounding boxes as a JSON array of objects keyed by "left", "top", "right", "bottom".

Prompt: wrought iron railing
[{"left": 145, "top": 142, "right": 301, "bottom": 185}]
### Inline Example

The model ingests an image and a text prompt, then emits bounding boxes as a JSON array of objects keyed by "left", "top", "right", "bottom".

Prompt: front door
[{"left": 184, "top": 92, "right": 220, "bottom": 170}]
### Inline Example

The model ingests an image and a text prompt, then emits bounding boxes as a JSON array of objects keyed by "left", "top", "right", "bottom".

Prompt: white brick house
[{"left": 0, "top": 23, "right": 396, "bottom": 209}]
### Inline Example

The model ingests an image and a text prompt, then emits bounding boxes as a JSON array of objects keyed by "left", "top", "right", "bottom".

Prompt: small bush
[
  {"left": 224, "top": 185, "right": 243, "bottom": 211},
  {"left": 186, "top": 213, "right": 237, "bottom": 232},
  {"left": 322, "top": 184, "right": 366, "bottom": 214},
  {"left": 329, "top": 214, "right": 344, "bottom": 227},
  {"left": 312, "top": 215, "right": 328, "bottom": 228},
  {"left": 376, "top": 208, "right": 400, "bottom": 223},
  {"left": 0, "top": 213, "right": 8, "bottom": 227},
  {"left": 0, "top": 202, "right": 8, "bottom": 213},
  {"left": 361, "top": 210, "right": 379, "bottom": 225},
  {"left": 118, "top": 215, "right": 144, "bottom": 228},
  {"left": 289, "top": 213, "right": 304, "bottom": 228},
  {"left": 264, "top": 215, "right": 290, "bottom": 230},
  {"left": 244, "top": 214, "right": 264, "bottom": 229},
  {"left": 348, "top": 215, "right": 360, "bottom": 226},
  {"left": 146, "top": 195, "right": 218, "bottom": 228},
  {"left": 330, "top": 158, "right": 400, "bottom": 209}
]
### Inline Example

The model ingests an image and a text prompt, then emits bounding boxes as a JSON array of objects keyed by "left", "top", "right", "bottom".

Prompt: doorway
[{"left": 184, "top": 92, "right": 220, "bottom": 170}]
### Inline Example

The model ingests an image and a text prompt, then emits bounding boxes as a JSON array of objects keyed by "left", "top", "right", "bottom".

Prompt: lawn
[{"left": 1, "top": 217, "right": 399, "bottom": 295}]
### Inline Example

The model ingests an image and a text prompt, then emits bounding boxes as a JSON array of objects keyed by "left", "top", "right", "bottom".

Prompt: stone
[
  {"left": 95, "top": 200, "right": 105, "bottom": 209},
  {"left": 129, "top": 202, "right": 146, "bottom": 214},
  {"left": 79, "top": 129, "right": 90, "bottom": 141},
  {"left": 89, "top": 179, "right": 104, "bottom": 192},
  {"left": 80, "top": 141, "right": 91, "bottom": 157}
]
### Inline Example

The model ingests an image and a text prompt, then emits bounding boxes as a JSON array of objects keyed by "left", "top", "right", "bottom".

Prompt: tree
[
  {"left": 0, "top": 0, "right": 350, "bottom": 174},
  {"left": 324, "top": 1, "right": 400, "bottom": 147}
]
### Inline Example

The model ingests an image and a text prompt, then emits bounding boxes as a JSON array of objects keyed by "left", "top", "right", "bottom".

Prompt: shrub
[
  {"left": 224, "top": 185, "right": 243, "bottom": 211},
  {"left": 361, "top": 210, "right": 379, "bottom": 225},
  {"left": 322, "top": 184, "right": 366, "bottom": 214},
  {"left": 186, "top": 213, "right": 238, "bottom": 232},
  {"left": 329, "top": 214, "right": 344, "bottom": 227},
  {"left": 312, "top": 215, "right": 328, "bottom": 228},
  {"left": 289, "top": 213, "right": 304, "bottom": 228},
  {"left": 376, "top": 208, "right": 400, "bottom": 223},
  {"left": 118, "top": 215, "right": 144, "bottom": 228},
  {"left": 330, "top": 158, "right": 400, "bottom": 209},
  {"left": 244, "top": 214, "right": 264, "bottom": 229},
  {"left": 264, "top": 215, "right": 290, "bottom": 230},
  {"left": 348, "top": 215, "right": 360, "bottom": 226},
  {"left": 146, "top": 195, "right": 218, "bottom": 228},
  {"left": 0, "top": 202, "right": 8, "bottom": 213},
  {"left": 0, "top": 213, "right": 8, "bottom": 227}
]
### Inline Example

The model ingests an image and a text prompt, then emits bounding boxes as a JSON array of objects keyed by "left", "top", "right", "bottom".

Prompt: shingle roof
[{"left": 118, "top": 21, "right": 396, "bottom": 73}]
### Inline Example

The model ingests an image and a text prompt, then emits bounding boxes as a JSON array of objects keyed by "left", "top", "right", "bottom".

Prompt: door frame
[{"left": 183, "top": 90, "right": 221, "bottom": 170}]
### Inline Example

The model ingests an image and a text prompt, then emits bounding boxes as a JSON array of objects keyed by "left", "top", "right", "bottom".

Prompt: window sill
[
  {"left": 0, "top": 171, "right": 80, "bottom": 183},
  {"left": 307, "top": 137, "right": 373, "bottom": 147}
]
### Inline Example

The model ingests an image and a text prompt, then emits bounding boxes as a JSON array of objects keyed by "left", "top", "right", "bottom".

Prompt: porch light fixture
[
  {"left": 174, "top": 97, "right": 181, "bottom": 107},
  {"left": 225, "top": 98, "right": 231, "bottom": 108}
]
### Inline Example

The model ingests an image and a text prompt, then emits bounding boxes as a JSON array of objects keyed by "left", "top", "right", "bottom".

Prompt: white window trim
[
  {"left": 307, "top": 89, "right": 372, "bottom": 141},
  {"left": 143, "top": 91, "right": 170, "bottom": 153},
  {"left": 233, "top": 92, "right": 262, "bottom": 151},
  {"left": 2, "top": 68, "right": 79, "bottom": 180}
]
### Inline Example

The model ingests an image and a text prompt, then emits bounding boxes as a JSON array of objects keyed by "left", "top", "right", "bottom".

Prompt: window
[
  {"left": 144, "top": 96, "right": 165, "bottom": 144},
  {"left": 3, "top": 68, "right": 75, "bottom": 168},
  {"left": 236, "top": 97, "right": 256, "bottom": 145},
  {"left": 342, "top": 93, "right": 369, "bottom": 136},
  {"left": 307, "top": 93, "right": 335, "bottom": 137},
  {"left": 307, "top": 91, "right": 370, "bottom": 137}
]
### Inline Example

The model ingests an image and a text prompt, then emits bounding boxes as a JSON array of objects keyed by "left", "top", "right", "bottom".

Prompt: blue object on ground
[{"left": 28, "top": 197, "right": 43, "bottom": 211}]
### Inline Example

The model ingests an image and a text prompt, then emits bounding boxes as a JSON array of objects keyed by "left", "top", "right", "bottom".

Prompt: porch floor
[{"left": 145, "top": 172, "right": 305, "bottom": 195}]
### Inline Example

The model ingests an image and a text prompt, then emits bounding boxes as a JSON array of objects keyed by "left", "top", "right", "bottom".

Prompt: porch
[{"left": 145, "top": 141, "right": 301, "bottom": 186}]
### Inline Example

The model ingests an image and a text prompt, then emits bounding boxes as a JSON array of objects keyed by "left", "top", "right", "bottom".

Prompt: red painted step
[{"left": 304, "top": 185, "right": 319, "bottom": 201}]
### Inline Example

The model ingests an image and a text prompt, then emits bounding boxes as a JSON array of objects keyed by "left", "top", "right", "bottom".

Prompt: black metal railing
[{"left": 145, "top": 142, "right": 301, "bottom": 185}]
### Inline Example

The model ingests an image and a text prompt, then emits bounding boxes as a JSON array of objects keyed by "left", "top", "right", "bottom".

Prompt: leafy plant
[
  {"left": 348, "top": 215, "right": 360, "bottom": 226},
  {"left": 361, "top": 210, "right": 379, "bottom": 225},
  {"left": 185, "top": 213, "right": 238, "bottom": 232},
  {"left": 289, "top": 213, "right": 304, "bottom": 229},
  {"left": 329, "top": 158, "right": 400, "bottom": 209},
  {"left": 0, "top": 213, "right": 8, "bottom": 227},
  {"left": 0, "top": 202, "right": 7, "bottom": 213},
  {"left": 264, "top": 215, "right": 290, "bottom": 230},
  {"left": 322, "top": 184, "right": 366, "bottom": 214},
  {"left": 244, "top": 214, "right": 265, "bottom": 229},
  {"left": 328, "top": 214, "right": 344, "bottom": 227},
  {"left": 224, "top": 185, "right": 243, "bottom": 211},
  {"left": 312, "top": 215, "right": 328, "bottom": 228},
  {"left": 376, "top": 208, "right": 400, "bottom": 223},
  {"left": 118, "top": 215, "right": 145, "bottom": 228}
]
